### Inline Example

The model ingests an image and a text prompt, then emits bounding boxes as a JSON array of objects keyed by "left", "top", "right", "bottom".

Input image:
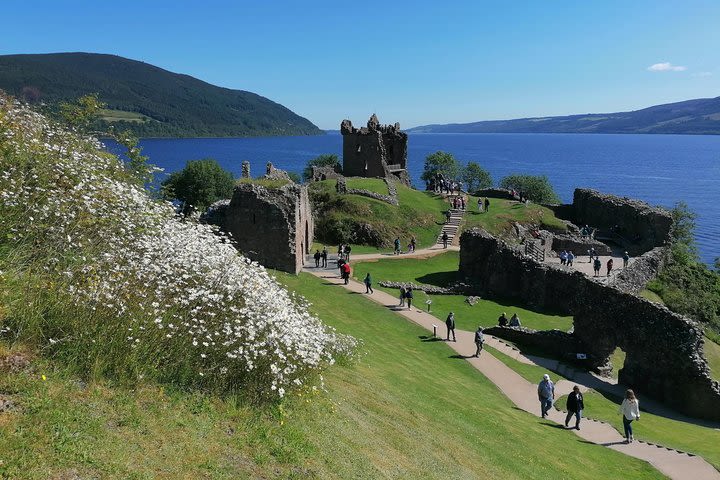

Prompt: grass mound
[
  {"left": 309, "top": 180, "right": 447, "bottom": 250},
  {"left": 464, "top": 196, "right": 567, "bottom": 238},
  {"left": 0, "top": 95, "right": 352, "bottom": 399},
  {"left": 344, "top": 177, "right": 389, "bottom": 195}
]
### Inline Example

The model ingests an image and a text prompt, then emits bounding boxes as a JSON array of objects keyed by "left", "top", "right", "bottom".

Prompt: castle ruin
[{"left": 340, "top": 114, "right": 411, "bottom": 186}]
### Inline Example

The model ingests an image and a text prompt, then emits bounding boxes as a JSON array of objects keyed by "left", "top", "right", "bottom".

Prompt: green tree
[
  {"left": 461, "top": 162, "right": 493, "bottom": 193},
  {"left": 59, "top": 93, "right": 104, "bottom": 132},
  {"left": 161, "top": 159, "right": 235, "bottom": 214},
  {"left": 421, "top": 151, "right": 460, "bottom": 183},
  {"left": 668, "top": 202, "right": 698, "bottom": 265},
  {"left": 303, "top": 154, "right": 341, "bottom": 181},
  {"left": 499, "top": 174, "right": 560, "bottom": 204},
  {"left": 113, "top": 129, "right": 155, "bottom": 186}
]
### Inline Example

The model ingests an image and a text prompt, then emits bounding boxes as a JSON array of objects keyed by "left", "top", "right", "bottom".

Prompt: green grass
[
  {"left": 608, "top": 347, "right": 627, "bottom": 380},
  {"left": 237, "top": 177, "right": 292, "bottom": 189},
  {"left": 555, "top": 390, "right": 720, "bottom": 470},
  {"left": 464, "top": 196, "right": 567, "bottom": 239},
  {"left": 639, "top": 289, "right": 664, "bottom": 304},
  {"left": 98, "top": 109, "right": 152, "bottom": 123},
  {"left": 352, "top": 251, "right": 574, "bottom": 332},
  {"left": 0, "top": 273, "right": 665, "bottom": 479},
  {"left": 704, "top": 335, "right": 720, "bottom": 381},
  {"left": 483, "top": 344, "right": 569, "bottom": 384},
  {"left": 344, "top": 177, "right": 389, "bottom": 195},
  {"left": 310, "top": 180, "right": 448, "bottom": 250}
]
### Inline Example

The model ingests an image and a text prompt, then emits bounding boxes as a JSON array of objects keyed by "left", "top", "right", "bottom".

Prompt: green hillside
[{"left": 0, "top": 52, "right": 322, "bottom": 137}]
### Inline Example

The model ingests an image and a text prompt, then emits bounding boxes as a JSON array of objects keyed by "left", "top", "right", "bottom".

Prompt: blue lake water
[{"left": 105, "top": 133, "right": 720, "bottom": 265}]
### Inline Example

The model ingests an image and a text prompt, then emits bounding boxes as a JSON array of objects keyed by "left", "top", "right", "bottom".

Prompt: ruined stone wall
[
  {"left": 220, "top": 183, "right": 313, "bottom": 274},
  {"left": 572, "top": 189, "right": 673, "bottom": 254},
  {"left": 459, "top": 228, "right": 720, "bottom": 420},
  {"left": 484, "top": 326, "right": 584, "bottom": 359},
  {"left": 608, "top": 246, "right": 667, "bottom": 294},
  {"left": 551, "top": 235, "right": 612, "bottom": 256}
]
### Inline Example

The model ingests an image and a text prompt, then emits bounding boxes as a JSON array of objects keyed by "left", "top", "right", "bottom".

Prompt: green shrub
[
  {"left": 421, "top": 151, "right": 460, "bottom": 183},
  {"left": 462, "top": 162, "right": 493, "bottom": 193},
  {"left": 499, "top": 174, "right": 560, "bottom": 204},
  {"left": 161, "top": 158, "right": 234, "bottom": 213}
]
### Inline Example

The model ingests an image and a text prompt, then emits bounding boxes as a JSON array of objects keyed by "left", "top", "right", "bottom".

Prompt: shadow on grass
[
  {"left": 449, "top": 354, "right": 472, "bottom": 360},
  {"left": 416, "top": 270, "right": 459, "bottom": 287},
  {"left": 418, "top": 335, "right": 443, "bottom": 343},
  {"left": 540, "top": 422, "right": 567, "bottom": 430}
]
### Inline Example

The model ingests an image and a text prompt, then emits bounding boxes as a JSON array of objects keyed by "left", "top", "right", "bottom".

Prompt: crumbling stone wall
[
  {"left": 341, "top": 114, "right": 410, "bottom": 185},
  {"left": 215, "top": 182, "right": 313, "bottom": 274},
  {"left": 551, "top": 234, "right": 611, "bottom": 256},
  {"left": 459, "top": 228, "right": 720, "bottom": 420},
  {"left": 571, "top": 189, "right": 673, "bottom": 255},
  {"left": 311, "top": 165, "right": 343, "bottom": 182},
  {"left": 608, "top": 246, "right": 667, "bottom": 293}
]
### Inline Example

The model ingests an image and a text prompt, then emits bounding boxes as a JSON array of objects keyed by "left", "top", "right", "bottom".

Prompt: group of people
[
  {"left": 444, "top": 312, "right": 485, "bottom": 357},
  {"left": 428, "top": 173, "right": 463, "bottom": 195},
  {"left": 337, "top": 244, "right": 352, "bottom": 262},
  {"left": 337, "top": 258, "right": 351, "bottom": 285},
  {"left": 477, "top": 197, "right": 490, "bottom": 213},
  {"left": 497, "top": 312, "right": 521, "bottom": 327},
  {"left": 398, "top": 286, "right": 414, "bottom": 309},
  {"left": 451, "top": 196, "right": 466, "bottom": 210},
  {"left": 312, "top": 246, "right": 329, "bottom": 268},
  {"left": 559, "top": 250, "right": 576, "bottom": 266},
  {"left": 393, "top": 236, "right": 417, "bottom": 255},
  {"left": 538, "top": 375, "right": 640, "bottom": 442}
]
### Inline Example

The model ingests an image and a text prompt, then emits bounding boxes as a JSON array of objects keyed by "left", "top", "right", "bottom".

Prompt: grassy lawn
[
  {"left": 310, "top": 181, "right": 447, "bottom": 251},
  {"left": 484, "top": 344, "right": 569, "bottom": 385},
  {"left": 345, "top": 177, "right": 389, "bottom": 195},
  {"left": 352, "top": 251, "right": 574, "bottom": 332},
  {"left": 639, "top": 289, "right": 664, "bottom": 304},
  {"left": 464, "top": 196, "right": 567, "bottom": 238},
  {"left": 555, "top": 390, "right": 720, "bottom": 470}
]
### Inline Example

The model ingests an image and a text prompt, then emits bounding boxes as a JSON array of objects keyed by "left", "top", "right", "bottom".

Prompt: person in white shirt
[{"left": 619, "top": 389, "right": 640, "bottom": 443}]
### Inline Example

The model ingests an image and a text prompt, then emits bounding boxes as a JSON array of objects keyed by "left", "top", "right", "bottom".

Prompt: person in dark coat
[
  {"left": 313, "top": 250, "right": 321, "bottom": 268},
  {"left": 342, "top": 262, "right": 351, "bottom": 285},
  {"left": 364, "top": 273, "right": 373, "bottom": 294},
  {"left": 484, "top": 198, "right": 490, "bottom": 212},
  {"left": 442, "top": 231, "right": 449, "bottom": 249},
  {"left": 473, "top": 326, "right": 484, "bottom": 357},
  {"left": 445, "top": 312, "right": 456, "bottom": 342},
  {"left": 565, "top": 385, "right": 585, "bottom": 430},
  {"left": 405, "top": 287, "right": 414, "bottom": 309},
  {"left": 321, "top": 246, "right": 328, "bottom": 268},
  {"left": 498, "top": 312, "right": 509, "bottom": 327}
]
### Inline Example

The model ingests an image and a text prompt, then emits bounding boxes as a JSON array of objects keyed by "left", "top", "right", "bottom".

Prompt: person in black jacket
[
  {"left": 445, "top": 312, "right": 456, "bottom": 342},
  {"left": 565, "top": 385, "right": 585, "bottom": 430}
]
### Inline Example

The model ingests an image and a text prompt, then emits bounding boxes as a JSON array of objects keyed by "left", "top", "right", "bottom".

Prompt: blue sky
[{"left": 1, "top": 1, "right": 718, "bottom": 129}]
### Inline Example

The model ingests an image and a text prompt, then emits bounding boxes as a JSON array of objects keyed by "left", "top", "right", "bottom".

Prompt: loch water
[{"left": 106, "top": 132, "right": 720, "bottom": 265}]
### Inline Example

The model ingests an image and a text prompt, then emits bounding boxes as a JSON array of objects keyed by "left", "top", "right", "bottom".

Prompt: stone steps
[{"left": 437, "top": 207, "right": 467, "bottom": 245}]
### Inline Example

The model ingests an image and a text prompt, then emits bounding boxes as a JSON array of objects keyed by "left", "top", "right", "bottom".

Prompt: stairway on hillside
[{"left": 437, "top": 197, "right": 467, "bottom": 246}]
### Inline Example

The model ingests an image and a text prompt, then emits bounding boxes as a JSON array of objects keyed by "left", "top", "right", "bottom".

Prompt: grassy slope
[
  {"left": 311, "top": 180, "right": 447, "bottom": 252},
  {"left": 344, "top": 177, "right": 389, "bottom": 195},
  {"left": 704, "top": 337, "right": 720, "bottom": 381},
  {"left": 0, "top": 273, "right": 663, "bottom": 479},
  {"left": 352, "top": 251, "right": 573, "bottom": 332},
  {"left": 555, "top": 390, "right": 720, "bottom": 470},
  {"left": 463, "top": 196, "right": 567, "bottom": 238}
]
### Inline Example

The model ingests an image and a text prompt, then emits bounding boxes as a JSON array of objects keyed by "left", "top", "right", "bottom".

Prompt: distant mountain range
[
  {"left": 408, "top": 97, "right": 720, "bottom": 135},
  {"left": 0, "top": 52, "right": 322, "bottom": 138}
]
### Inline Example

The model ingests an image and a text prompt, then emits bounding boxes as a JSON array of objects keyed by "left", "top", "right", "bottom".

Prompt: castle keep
[{"left": 340, "top": 114, "right": 410, "bottom": 185}]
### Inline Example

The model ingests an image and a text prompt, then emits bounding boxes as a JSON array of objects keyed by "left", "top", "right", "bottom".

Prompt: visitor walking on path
[
  {"left": 588, "top": 247, "right": 596, "bottom": 263},
  {"left": 405, "top": 287, "right": 414, "bottom": 310},
  {"left": 338, "top": 244, "right": 344, "bottom": 261},
  {"left": 537, "top": 374, "right": 555, "bottom": 418},
  {"left": 344, "top": 245, "right": 352, "bottom": 262},
  {"left": 607, "top": 258, "right": 614, "bottom": 277},
  {"left": 560, "top": 250, "right": 567, "bottom": 265},
  {"left": 473, "top": 326, "right": 484, "bottom": 357},
  {"left": 498, "top": 312, "right": 509, "bottom": 327},
  {"left": 337, "top": 258, "right": 345, "bottom": 278},
  {"left": 509, "top": 313, "right": 521, "bottom": 327},
  {"left": 593, "top": 257, "right": 602, "bottom": 277},
  {"left": 321, "top": 246, "right": 328, "bottom": 268},
  {"left": 620, "top": 389, "right": 640, "bottom": 443},
  {"left": 565, "top": 385, "right": 584, "bottom": 430},
  {"left": 313, "top": 250, "right": 321, "bottom": 268},
  {"left": 623, "top": 251, "right": 630, "bottom": 268},
  {"left": 442, "top": 232, "right": 449, "bottom": 249},
  {"left": 484, "top": 198, "right": 490, "bottom": 212},
  {"left": 445, "top": 312, "right": 457, "bottom": 342},
  {"left": 399, "top": 286, "right": 406, "bottom": 307},
  {"left": 341, "top": 262, "right": 351, "bottom": 285},
  {"left": 567, "top": 251, "right": 575, "bottom": 266},
  {"left": 477, "top": 197, "right": 484, "bottom": 212},
  {"left": 364, "top": 273, "right": 373, "bottom": 294},
  {"left": 394, "top": 237, "right": 401, "bottom": 255}
]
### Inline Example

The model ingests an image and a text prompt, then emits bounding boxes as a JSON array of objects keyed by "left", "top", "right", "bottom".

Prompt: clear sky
[{"left": 2, "top": 0, "right": 718, "bottom": 129}]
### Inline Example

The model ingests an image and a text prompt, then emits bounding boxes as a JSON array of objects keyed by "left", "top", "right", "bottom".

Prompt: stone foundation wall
[
  {"left": 484, "top": 326, "right": 586, "bottom": 361},
  {"left": 459, "top": 228, "right": 720, "bottom": 421},
  {"left": 608, "top": 246, "right": 667, "bottom": 293},
  {"left": 572, "top": 189, "right": 673, "bottom": 254},
  {"left": 551, "top": 234, "right": 612, "bottom": 256}
]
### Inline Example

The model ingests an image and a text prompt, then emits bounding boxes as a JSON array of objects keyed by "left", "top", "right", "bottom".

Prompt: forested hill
[
  {"left": 0, "top": 52, "right": 322, "bottom": 137},
  {"left": 408, "top": 96, "right": 720, "bottom": 135}
]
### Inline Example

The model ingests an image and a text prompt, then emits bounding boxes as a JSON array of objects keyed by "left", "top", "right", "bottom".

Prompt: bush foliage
[
  {"left": 421, "top": 151, "right": 460, "bottom": 183},
  {"left": 499, "top": 174, "right": 560, "bottom": 204},
  {"left": 162, "top": 158, "right": 235, "bottom": 213}
]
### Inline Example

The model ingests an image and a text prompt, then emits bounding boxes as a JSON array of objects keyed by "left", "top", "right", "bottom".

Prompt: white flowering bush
[{"left": 0, "top": 93, "right": 357, "bottom": 399}]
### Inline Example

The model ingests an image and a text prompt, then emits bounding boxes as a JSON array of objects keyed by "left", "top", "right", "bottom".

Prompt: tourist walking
[
  {"left": 394, "top": 237, "right": 401, "bottom": 255},
  {"left": 342, "top": 262, "right": 351, "bottom": 285},
  {"left": 607, "top": 258, "right": 614, "bottom": 277},
  {"left": 588, "top": 247, "right": 596, "bottom": 263},
  {"left": 399, "top": 286, "right": 406, "bottom": 307},
  {"left": 442, "top": 231, "right": 449, "bottom": 249},
  {"left": 619, "top": 389, "right": 640, "bottom": 443},
  {"left": 445, "top": 210, "right": 452, "bottom": 222},
  {"left": 321, "top": 246, "right": 328, "bottom": 267},
  {"left": 498, "top": 312, "right": 509, "bottom": 327},
  {"left": 509, "top": 313, "right": 521, "bottom": 327},
  {"left": 344, "top": 244, "right": 352, "bottom": 262},
  {"left": 405, "top": 287, "right": 414, "bottom": 309},
  {"left": 567, "top": 251, "right": 575, "bottom": 266},
  {"left": 538, "top": 374, "right": 555, "bottom": 418},
  {"left": 364, "top": 273, "right": 373, "bottom": 294},
  {"left": 445, "top": 312, "right": 456, "bottom": 342},
  {"left": 623, "top": 251, "right": 630, "bottom": 268},
  {"left": 313, "top": 250, "right": 321, "bottom": 268},
  {"left": 410, "top": 236, "right": 416, "bottom": 253},
  {"left": 484, "top": 198, "right": 490, "bottom": 212},
  {"left": 478, "top": 197, "right": 484, "bottom": 212},
  {"left": 473, "top": 326, "right": 484, "bottom": 357},
  {"left": 337, "top": 258, "right": 345, "bottom": 278},
  {"left": 564, "top": 385, "right": 584, "bottom": 430},
  {"left": 560, "top": 250, "right": 567, "bottom": 265},
  {"left": 593, "top": 257, "right": 601, "bottom": 277},
  {"left": 338, "top": 244, "right": 344, "bottom": 261}
]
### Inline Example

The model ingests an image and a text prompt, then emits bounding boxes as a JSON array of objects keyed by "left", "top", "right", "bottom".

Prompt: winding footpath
[{"left": 304, "top": 251, "right": 720, "bottom": 480}]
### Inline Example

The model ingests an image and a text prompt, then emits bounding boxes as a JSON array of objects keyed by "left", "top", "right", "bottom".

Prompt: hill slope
[
  {"left": 0, "top": 52, "right": 322, "bottom": 137},
  {"left": 409, "top": 96, "right": 720, "bottom": 135}
]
